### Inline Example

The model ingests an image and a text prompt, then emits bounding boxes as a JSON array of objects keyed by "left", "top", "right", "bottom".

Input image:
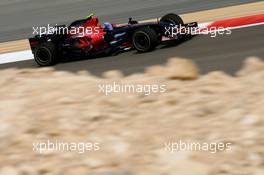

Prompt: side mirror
[{"left": 128, "top": 18, "right": 138, "bottom": 24}]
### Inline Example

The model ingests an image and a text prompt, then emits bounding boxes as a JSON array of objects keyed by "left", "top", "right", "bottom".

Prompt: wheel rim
[
  {"left": 36, "top": 48, "right": 51, "bottom": 64},
  {"left": 134, "top": 32, "right": 150, "bottom": 51}
]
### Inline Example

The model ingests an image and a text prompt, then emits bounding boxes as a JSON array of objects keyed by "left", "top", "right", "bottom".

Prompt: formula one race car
[{"left": 29, "top": 13, "right": 197, "bottom": 66}]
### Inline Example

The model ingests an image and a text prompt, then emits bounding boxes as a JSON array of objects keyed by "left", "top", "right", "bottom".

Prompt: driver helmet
[{"left": 103, "top": 22, "right": 113, "bottom": 31}]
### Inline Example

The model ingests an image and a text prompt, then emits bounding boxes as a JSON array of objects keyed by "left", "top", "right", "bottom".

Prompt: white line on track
[
  {"left": 227, "top": 22, "right": 264, "bottom": 30},
  {"left": 0, "top": 50, "right": 33, "bottom": 64}
]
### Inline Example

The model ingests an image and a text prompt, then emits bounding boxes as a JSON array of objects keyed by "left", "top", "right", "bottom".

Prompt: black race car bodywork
[{"left": 29, "top": 13, "right": 197, "bottom": 66}]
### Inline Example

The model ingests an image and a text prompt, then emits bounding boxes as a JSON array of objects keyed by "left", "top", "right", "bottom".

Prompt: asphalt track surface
[
  {"left": 1, "top": 25, "right": 263, "bottom": 75},
  {"left": 0, "top": 0, "right": 259, "bottom": 42},
  {"left": 0, "top": 0, "right": 263, "bottom": 75}
]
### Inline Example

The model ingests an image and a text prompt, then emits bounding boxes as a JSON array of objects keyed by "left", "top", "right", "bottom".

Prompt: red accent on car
[{"left": 30, "top": 40, "right": 39, "bottom": 46}]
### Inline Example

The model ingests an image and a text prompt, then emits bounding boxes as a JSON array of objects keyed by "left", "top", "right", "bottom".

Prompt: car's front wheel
[
  {"left": 160, "top": 13, "right": 184, "bottom": 26},
  {"left": 132, "top": 27, "right": 159, "bottom": 52},
  {"left": 34, "top": 42, "right": 57, "bottom": 66}
]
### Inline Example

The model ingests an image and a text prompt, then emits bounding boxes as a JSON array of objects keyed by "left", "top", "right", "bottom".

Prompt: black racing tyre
[
  {"left": 160, "top": 13, "right": 184, "bottom": 25},
  {"left": 34, "top": 42, "right": 57, "bottom": 66},
  {"left": 132, "top": 27, "right": 159, "bottom": 52}
]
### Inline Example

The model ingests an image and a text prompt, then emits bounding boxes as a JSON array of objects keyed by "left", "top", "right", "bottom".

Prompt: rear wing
[
  {"left": 29, "top": 25, "right": 67, "bottom": 52},
  {"left": 28, "top": 37, "right": 47, "bottom": 52}
]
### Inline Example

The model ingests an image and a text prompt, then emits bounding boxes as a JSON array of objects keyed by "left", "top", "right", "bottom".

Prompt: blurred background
[{"left": 0, "top": 0, "right": 259, "bottom": 41}]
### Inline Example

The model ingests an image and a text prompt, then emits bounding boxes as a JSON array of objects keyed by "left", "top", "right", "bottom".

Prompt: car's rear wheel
[
  {"left": 160, "top": 13, "right": 184, "bottom": 25},
  {"left": 34, "top": 42, "right": 57, "bottom": 66},
  {"left": 132, "top": 27, "right": 159, "bottom": 52}
]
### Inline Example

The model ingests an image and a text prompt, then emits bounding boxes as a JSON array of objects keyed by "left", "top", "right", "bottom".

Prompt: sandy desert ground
[{"left": 0, "top": 57, "right": 264, "bottom": 175}]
